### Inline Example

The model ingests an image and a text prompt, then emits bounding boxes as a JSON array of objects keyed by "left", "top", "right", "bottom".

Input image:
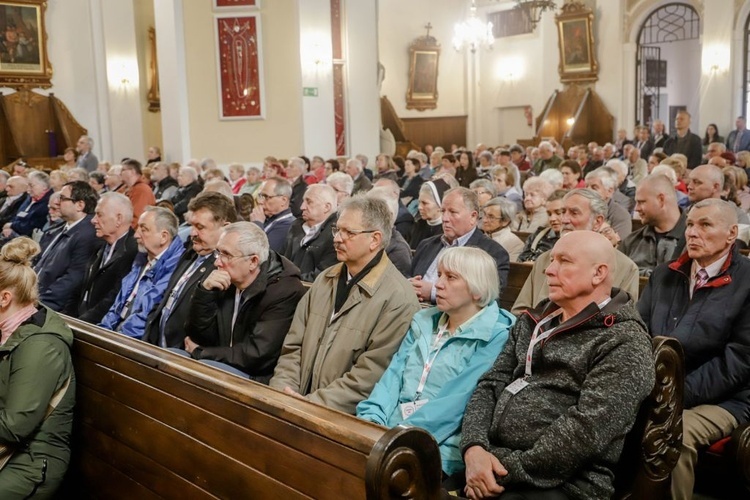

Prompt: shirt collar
[
  {"left": 442, "top": 226, "right": 476, "bottom": 248},
  {"left": 691, "top": 251, "right": 730, "bottom": 280}
]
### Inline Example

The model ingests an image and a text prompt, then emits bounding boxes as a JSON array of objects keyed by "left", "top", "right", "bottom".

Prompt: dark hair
[
  {"left": 325, "top": 159, "right": 340, "bottom": 172},
  {"left": 238, "top": 193, "right": 256, "bottom": 221},
  {"left": 299, "top": 155, "right": 311, "bottom": 169},
  {"left": 64, "top": 147, "right": 78, "bottom": 160},
  {"left": 560, "top": 159, "right": 582, "bottom": 176},
  {"left": 547, "top": 189, "right": 568, "bottom": 203},
  {"left": 64, "top": 180, "right": 99, "bottom": 214},
  {"left": 89, "top": 171, "right": 105, "bottom": 185},
  {"left": 392, "top": 155, "right": 405, "bottom": 173},
  {"left": 704, "top": 123, "right": 721, "bottom": 146},
  {"left": 188, "top": 191, "right": 238, "bottom": 223},
  {"left": 122, "top": 158, "right": 143, "bottom": 176},
  {"left": 459, "top": 150, "right": 475, "bottom": 170},
  {"left": 442, "top": 154, "right": 456, "bottom": 164}
]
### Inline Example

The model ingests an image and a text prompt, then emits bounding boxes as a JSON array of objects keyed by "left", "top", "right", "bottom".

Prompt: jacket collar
[
  {"left": 417, "top": 302, "right": 504, "bottom": 342},
  {"left": 526, "top": 288, "right": 631, "bottom": 335},
  {"left": 324, "top": 251, "right": 391, "bottom": 297},
  {"left": 641, "top": 210, "right": 687, "bottom": 241},
  {"left": 668, "top": 243, "right": 737, "bottom": 289}
]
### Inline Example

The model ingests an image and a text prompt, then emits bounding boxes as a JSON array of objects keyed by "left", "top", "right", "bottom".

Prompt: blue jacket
[
  {"left": 99, "top": 236, "right": 185, "bottom": 339},
  {"left": 356, "top": 302, "right": 514, "bottom": 474},
  {"left": 10, "top": 189, "right": 52, "bottom": 237}
]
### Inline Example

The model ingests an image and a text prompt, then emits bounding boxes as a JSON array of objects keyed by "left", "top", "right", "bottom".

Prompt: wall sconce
[
  {"left": 702, "top": 44, "right": 730, "bottom": 75},
  {"left": 496, "top": 56, "right": 525, "bottom": 82},
  {"left": 566, "top": 117, "right": 575, "bottom": 127},
  {"left": 107, "top": 57, "right": 139, "bottom": 90},
  {"left": 301, "top": 32, "right": 332, "bottom": 73}
]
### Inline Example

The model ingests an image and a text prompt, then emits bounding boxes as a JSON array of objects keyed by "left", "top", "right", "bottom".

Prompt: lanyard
[
  {"left": 264, "top": 212, "right": 294, "bottom": 233},
  {"left": 524, "top": 297, "right": 612, "bottom": 378},
  {"left": 414, "top": 323, "right": 451, "bottom": 401}
]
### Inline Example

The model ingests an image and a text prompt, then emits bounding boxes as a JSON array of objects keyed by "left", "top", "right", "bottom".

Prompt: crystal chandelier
[
  {"left": 452, "top": 0, "right": 494, "bottom": 53},
  {"left": 515, "top": 0, "right": 556, "bottom": 30}
]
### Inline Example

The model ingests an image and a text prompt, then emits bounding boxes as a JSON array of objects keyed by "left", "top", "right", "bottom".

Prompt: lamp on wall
[
  {"left": 702, "top": 43, "right": 730, "bottom": 76},
  {"left": 515, "top": 0, "right": 556, "bottom": 31},
  {"left": 452, "top": 0, "right": 494, "bottom": 53}
]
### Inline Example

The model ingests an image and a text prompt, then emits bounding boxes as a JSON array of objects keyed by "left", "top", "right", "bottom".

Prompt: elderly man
[
  {"left": 327, "top": 171, "right": 354, "bottom": 204},
  {"left": 286, "top": 156, "right": 310, "bottom": 218},
  {"left": 664, "top": 110, "right": 703, "bottom": 169},
  {"left": 143, "top": 192, "right": 237, "bottom": 349},
  {"left": 367, "top": 186, "right": 412, "bottom": 277},
  {"left": 638, "top": 199, "right": 750, "bottom": 500},
  {"left": 411, "top": 188, "right": 510, "bottom": 302},
  {"left": 509, "top": 144, "right": 531, "bottom": 172},
  {"left": 706, "top": 142, "right": 726, "bottom": 161},
  {"left": 172, "top": 166, "right": 203, "bottom": 222},
  {"left": 3, "top": 171, "right": 53, "bottom": 239},
  {"left": 0, "top": 175, "right": 29, "bottom": 227},
  {"left": 688, "top": 164, "right": 750, "bottom": 223},
  {"left": 725, "top": 116, "right": 750, "bottom": 153},
  {"left": 634, "top": 125, "right": 653, "bottom": 159},
  {"left": 282, "top": 184, "right": 338, "bottom": 282},
  {"left": 99, "top": 207, "right": 185, "bottom": 339},
  {"left": 76, "top": 135, "right": 99, "bottom": 172},
  {"left": 620, "top": 174, "right": 686, "bottom": 276},
  {"left": 585, "top": 166, "right": 632, "bottom": 241},
  {"left": 34, "top": 181, "right": 102, "bottom": 313},
  {"left": 78, "top": 193, "right": 139, "bottom": 323},
  {"left": 652, "top": 119, "right": 667, "bottom": 149},
  {"left": 512, "top": 189, "right": 640, "bottom": 315},
  {"left": 461, "top": 230, "right": 654, "bottom": 500},
  {"left": 626, "top": 146, "right": 648, "bottom": 184},
  {"left": 121, "top": 159, "right": 156, "bottom": 228},
  {"left": 251, "top": 176, "right": 294, "bottom": 253},
  {"left": 373, "top": 177, "right": 414, "bottom": 239},
  {"left": 270, "top": 196, "right": 419, "bottom": 414},
  {"left": 151, "top": 162, "right": 178, "bottom": 202},
  {"left": 606, "top": 159, "right": 637, "bottom": 209},
  {"left": 105, "top": 165, "right": 127, "bottom": 194},
  {"left": 531, "top": 141, "right": 563, "bottom": 175},
  {"left": 346, "top": 158, "right": 372, "bottom": 194},
  {"left": 183, "top": 222, "right": 306, "bottom": 380}
]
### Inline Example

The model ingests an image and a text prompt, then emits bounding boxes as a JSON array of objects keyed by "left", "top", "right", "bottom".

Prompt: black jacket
[
  {"left": 172, "top": 181, "right": 203, "bottom": 221},
  {"left": 282, "top": 213, "right": 337, "bottom": 282},
  {"left": 638, "top": 244, "right": 750, "bottom": 424},
  {"left": 411, "top": 228, "right": 510, "bottom": 291},
  {"left": 77, "top": 229, "right": 139, "bottom": 323},
  {"left": 187, "top": 252, "right": 306, "bottom": 381},
  {"left": 0, "top": 193, "right": 28, "bottom": 227},
  {"left": 663, "top": 130, "right": 703, "bottom": 169},
  {"left": 409, "top": 218, "right": 442, "bottom": 250},
  {"left": 153, "top": 176, "right": 178, "bottom": 201},
  {"left": 35, "top": 215, "right": 104, "bottom": 314},
  {"left": 387, "top": 228, "right": 412, "bottom": 277},
  {"left": 289, "top": 177, "right": 308, "bottom": 218},
  {"left": 394, "top": 202, "right": 414, "bottom": 241},
  {"left": 143, "top": 247, "right": 217, "bottom": 348}
]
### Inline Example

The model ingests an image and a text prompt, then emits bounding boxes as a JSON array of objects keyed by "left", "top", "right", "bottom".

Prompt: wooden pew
[
  {"left": 63, "top": 317, "right": 442, "bottom": 499},
  {"left": 639, "top": 276, "right": 649, "bottom": 296},
  {"left": 512, "top": 231, "right": 532, "bottom": 243},
  {"left": 501, "top": 262, "right": 533, "bottom": 312}
]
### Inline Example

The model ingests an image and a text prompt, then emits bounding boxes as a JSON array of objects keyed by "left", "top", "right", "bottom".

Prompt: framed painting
[
  {"left": 213, "top": 0, "right": 259, "bottom": 10},
  {"left": 214, "top": 13, "right": 265, "bottom": 120},
  {"left": 406, "top": 33, "right": 440, "bottom": 111},
  {"left": 555, "top": 1, "right": 598, "bottom": 83},
  {"left": 0, "top": 0, "right": 52, "bottom": 89}
]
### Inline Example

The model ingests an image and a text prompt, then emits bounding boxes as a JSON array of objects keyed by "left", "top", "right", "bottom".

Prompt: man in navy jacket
[
  {"left": 639, "top": 199, "right": 750, "bottom": 500},
  {"left": 35, "top": 181, "right": 102, "bottom": 313}
]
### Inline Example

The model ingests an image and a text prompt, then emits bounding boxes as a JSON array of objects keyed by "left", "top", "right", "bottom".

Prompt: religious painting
[
  {"left": 214, "top": 13, "right": 265, "bottom": 120},
  {"left": 406, "top": 32, "right": 440, "bottom": 111},
  {"left": 214, "top": 0, "right": 259, "bottom": 9},
  {"left": 555, "top": 1, "right": 598, "bottom": 83},
  {"left": 0, "top": 0, "right": 51, "bottom": 89}
]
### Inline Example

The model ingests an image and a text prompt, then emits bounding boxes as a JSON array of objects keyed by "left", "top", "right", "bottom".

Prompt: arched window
[{"left": 635, "top": 3, "right": 701, "bottom": 128}]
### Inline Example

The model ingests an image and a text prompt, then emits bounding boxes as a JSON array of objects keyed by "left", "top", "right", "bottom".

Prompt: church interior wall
[{"left": 133, "top": 0, "right": 163, "bottom": 157}]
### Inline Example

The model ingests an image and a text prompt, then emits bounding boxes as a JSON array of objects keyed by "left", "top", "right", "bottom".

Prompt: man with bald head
[
  {"left": 0, "top": 175, "right": 29, "bottom": 227},
  {"left": 663, "top": 110, "right": 703, "bottom": 169},
  {"left": 461, "top": 230, "right": 654, "bottom": 500},
  {"left": 688, "top": 164, "right": 750, "bottom": 223},
  {"left": 620, "top": 174, "right": 686, "bottom": 276},
  {"left": 639, "top": 199, "right": 750, "bottom": 499}
]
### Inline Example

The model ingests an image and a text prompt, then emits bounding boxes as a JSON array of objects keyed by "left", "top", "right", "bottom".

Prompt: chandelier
[
  {"left": 515, "top": 0, "right": 556, "bottom": 30},
  {"left": 452, "top": 0, "right": 494, "bottom": 53}
]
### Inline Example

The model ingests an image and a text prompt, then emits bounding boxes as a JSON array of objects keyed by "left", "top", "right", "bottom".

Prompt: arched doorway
[{"left": 635, "top": 3, "right": 701, "bottom": 132}]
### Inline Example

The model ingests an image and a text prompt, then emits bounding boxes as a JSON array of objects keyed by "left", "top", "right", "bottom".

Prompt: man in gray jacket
[{"left": 461, "top": 230, "right": 654, "bottom": 500}]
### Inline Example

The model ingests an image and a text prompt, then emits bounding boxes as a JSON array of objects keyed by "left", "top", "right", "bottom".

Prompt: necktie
[{"left": 694, "top": 268, "right": 709, "bottom": 294}]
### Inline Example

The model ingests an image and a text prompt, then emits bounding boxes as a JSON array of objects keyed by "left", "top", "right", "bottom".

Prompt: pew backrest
[{"left": 501, "top": 262, "right": 533, "bottom": 312}]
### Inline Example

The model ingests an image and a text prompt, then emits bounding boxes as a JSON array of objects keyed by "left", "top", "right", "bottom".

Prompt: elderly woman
[
  {"left": 469, "top": 179, "right": 496, "bottom": 208},
  {"left": 228, "top": 163, "right": 247, "bottom": 194},
  {"left": 516, "top": 177, "right": 553, "bottom": 233},
  {"left": 356, "top": 246, "right": 514, "bottom": 477},
  {"left": 481, "top": 197, "right": 524, "bottom": 262},
  {"left": 0, "top": 237, "right": 74, "bottom": 497},
  {"left": 489, "top": 165, "right": 523, "bottom": 212},
  {"left": 239, "top": 166, "right": 262, "bottom": 198},
  {"left": 49, "top": 170, "right": 69, "bottom": 193},
  {"left": 724, "top": 166, "right": 750, "bottom": 212},
  {"left": 560, "top": 160, "right": 585, "bottom": 190},
  {"left": 409, "top": 179, "right": 450, "bottom": 250}
]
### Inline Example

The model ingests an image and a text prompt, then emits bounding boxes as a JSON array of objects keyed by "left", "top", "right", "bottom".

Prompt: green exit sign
[{"left": 303, "top": 87, "right": 318, "bottom": 97}]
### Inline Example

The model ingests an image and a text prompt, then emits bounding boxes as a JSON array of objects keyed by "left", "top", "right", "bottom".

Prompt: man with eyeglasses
[
  {"left": 143, "top": 192, "right": 237, "bottom": 349},
  {"left": 251, "top": 176, "right": 294, "bottom": 253},
  {"left": 181, "top": 222, "right": 306, "bottom": 380},
  {"left": 34, "top": 181, "right": 102, "bottom": 313},
  {"left": 271, "top": 196, "right": 419, "bottom": 413}
]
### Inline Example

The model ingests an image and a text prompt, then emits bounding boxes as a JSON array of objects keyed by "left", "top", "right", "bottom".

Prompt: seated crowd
[{"left": 1, "top": 119, "right": 750, "bottom": 498}]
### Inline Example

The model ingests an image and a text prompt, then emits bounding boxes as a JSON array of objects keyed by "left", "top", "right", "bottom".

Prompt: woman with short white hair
[
  {"left": 357, "top": 246, "right": 514, "bottom": 477},
  {"left": 516, "top": 177, "right": 553, "bottom": 233}
]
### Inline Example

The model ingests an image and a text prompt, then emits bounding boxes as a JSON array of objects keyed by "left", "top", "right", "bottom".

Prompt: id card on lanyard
[{"left": 399, "top": 323, "right": 451, "bottom": 420}]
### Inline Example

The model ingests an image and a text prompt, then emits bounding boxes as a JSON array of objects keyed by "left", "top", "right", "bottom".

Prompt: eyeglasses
[
  {"left": 59, "top": 196, "right": 77, "bottom": 203},
  {"left": 258, "top": 193, "right": 283, "bottom": 201},
  {"left": 481, "top": 213, "right": 502, "bottom": 222},
  {"left": 331, "top": 225, "right": 377, "bottom": 240},
  {"left": 213, "top": 249, "right": 251, "bottom": 262}
]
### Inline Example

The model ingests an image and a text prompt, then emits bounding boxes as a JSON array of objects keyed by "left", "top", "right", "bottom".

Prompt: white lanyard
[
  {"left": 524, "top": 297, "right": 612, "bottom": 378},
  {"left": 264, "top": 212, "right": 294, "bottom": 233},
  {"left": 414, "top": 323, "right": 451, "bottom": 401}
]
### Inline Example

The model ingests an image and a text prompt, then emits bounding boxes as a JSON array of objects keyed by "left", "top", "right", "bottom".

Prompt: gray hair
[
  {"left": 228, "top": 163, "right": 246, "bottom": 174},
  {"left": 327, "top": 171, "right": 354, "bottom": 195},
  {"left": 200, "top": 158, "right": 217, "bottom": 171},
  {"left": 605, "top": 159, "right": 628, "bottom": 178},
  {"left": 367, "top": 186, "right": 398, "bottom": 225},
  {"left": 338, "top": 195, "right": 392, "bottom": 249},
  {"left": 305, "top": 184, "right": 338, "bottom": 210},
  {"left": 203, "top": 179, "right": 234, "bottom": 200},
  {"left": 144, "top": 206, "right": 179, "bottom": 239},
  {"left": 469, "top": 178, "right": 497, "bottom": 197},
  {"left": 586, "top": 167, "right": 618, "bottom": 190},
  {"left": 99, "top": 192, "right": 134, "bottom": 222},
  {"left": 538, "top": 141, "right": 553, "bottom": 153},
  {"left": 288, "top": 157, "right": 307, "bottom": 173},
  {"left": 691, "top": 198, "right": 738, "bottom": 227},
  {"left": 266, "top": 176, "right": 292, "bottom": 198},
  {"left": 444, "top": 187, "right": 480, "bottom": 213},
  {"left": 222, "top": 221, "right": 270, "bottom": 264},
  {"left": 373, "top": 178, "right": 400, "bottom": 198},
  {"left": 180, "top": 166, "right": 198, "bottom": 181},
  {"left": 522, "top": 176, "right": 554, "bottom": 199},
  {"left": 346, "top": 158, "right": 363, "bottom": 173},
  {"left": 246, "top": 165, "right": 262, "bottom": 175},
  {"left": 80, "top": 135, "right": 94, "bottom": 148},
  {"left": 69, "top": 167, "right": 90, "bottom": 182},
  {"left": 437, "top": 247, "right": 499, "bottom": 307},
  {"left": 28, "top": 171, "right": 51, "bottom": 189},
  {"left": 563, "top": 188, "right": 608, "bottom": 218},
  {"left": 0, "top": 171, "right": 10, "bottom": 182},
  {"left": 651, "top": 164, "right": 677, "bottom": 184},
  {"left": 483, "top": 196, "right": 517, "bottom": 222},
  {"left": 539, "top": 168, "right": 563, "bottom": 189}
]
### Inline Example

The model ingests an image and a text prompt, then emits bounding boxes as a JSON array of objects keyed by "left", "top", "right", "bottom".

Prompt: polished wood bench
[
  {"left": 62, "top": 317, "right": 442, "bottom": 499},
  {"left": 500, "top": 262, "right": 533, "bottom": 312}
]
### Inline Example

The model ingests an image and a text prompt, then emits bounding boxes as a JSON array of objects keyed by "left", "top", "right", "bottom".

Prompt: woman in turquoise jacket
[{"left": 357, "top": 247, "right": 514, "bottom": 475}]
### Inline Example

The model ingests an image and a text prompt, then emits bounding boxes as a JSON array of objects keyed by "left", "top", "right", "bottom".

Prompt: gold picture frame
[
  {"left": 0, "top": 0, "right": 52, "bottom": 89},
  {"left": 556, "top": 1, "right": 598, "bottom": 84},
  {"left": 406, "top": 33, "right": 440, "bottom": 111}
]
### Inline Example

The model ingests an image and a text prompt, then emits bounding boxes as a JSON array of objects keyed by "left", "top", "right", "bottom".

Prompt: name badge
[
  {"left": 16, "top": 211, "right": 28, "bottom": 218},
  {"left": 400, "top": 399, "right": 429, "bottom": 419},
  {"left": 505, "top": 378, "right": 529, "bottom": 395}
]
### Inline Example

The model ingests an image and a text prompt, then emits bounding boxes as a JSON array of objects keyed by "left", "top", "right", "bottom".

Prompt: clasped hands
[
  {"left": 463, "top": 446, "right": 508, "bottom": 499},
  {"left": 408, "top": 275, "right": 433, "bottom": 303}
]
